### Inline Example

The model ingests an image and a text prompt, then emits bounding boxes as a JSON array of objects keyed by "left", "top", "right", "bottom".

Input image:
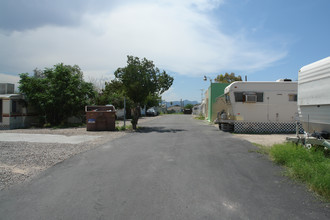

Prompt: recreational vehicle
[
  {"left": 298, "top": 57, "right": 330, "bottom": 137},
  {"left": 215, "top": 80, "right": 302, "bottom": 133}
]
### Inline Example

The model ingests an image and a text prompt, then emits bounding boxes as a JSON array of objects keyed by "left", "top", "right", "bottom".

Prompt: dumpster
[{"left": 85, "top": 105, "right": 116, "bottom": 131}]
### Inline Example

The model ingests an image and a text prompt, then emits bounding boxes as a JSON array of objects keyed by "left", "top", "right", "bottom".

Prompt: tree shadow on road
[{"left": 136, "top": 126, "right": 186, "bottom": 133}]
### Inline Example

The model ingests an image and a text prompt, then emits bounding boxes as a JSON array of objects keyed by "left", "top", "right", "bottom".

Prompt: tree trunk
[{"left": 131, "top": 106, "right": 140, "bottom": 130}]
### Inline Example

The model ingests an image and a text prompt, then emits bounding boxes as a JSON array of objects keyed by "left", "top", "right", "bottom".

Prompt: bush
[{"left": 19, "top": 64, "right": 95, "bottom": 125}]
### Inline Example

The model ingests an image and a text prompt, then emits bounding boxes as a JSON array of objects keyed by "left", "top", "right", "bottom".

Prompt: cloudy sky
[{"left": 1, "top": 0, "right": 329, "bottom": 102}]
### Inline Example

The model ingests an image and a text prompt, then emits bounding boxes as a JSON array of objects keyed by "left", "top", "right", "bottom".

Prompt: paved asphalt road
[{"left": 0, "top": 115, "right": 329, "bottom": 219}]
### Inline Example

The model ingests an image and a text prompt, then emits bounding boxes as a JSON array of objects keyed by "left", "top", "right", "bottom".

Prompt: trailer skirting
[
  {"left": 233, "top": 122, "right": 304, "bottom": 134},
  {"left": 0, "top": 124, "right": 10, "bottom": 130}
]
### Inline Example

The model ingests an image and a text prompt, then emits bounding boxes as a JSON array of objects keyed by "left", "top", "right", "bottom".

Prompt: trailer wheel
[
  {"left": 218, "top": 124, "right": 222, "bottom": 130},
  {"left": 221, "top": 123, "right": 234, "bottom": 132}
]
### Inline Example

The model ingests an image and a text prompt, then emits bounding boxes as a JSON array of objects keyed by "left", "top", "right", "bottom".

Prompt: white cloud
[
  {"left": 161, "top": 87, "right": 181, "bottom": 101},
  {"left": 0, "top": 0, "right": 287, "bottom": 81}
]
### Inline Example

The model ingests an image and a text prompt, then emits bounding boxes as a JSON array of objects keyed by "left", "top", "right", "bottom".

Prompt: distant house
[
  {"left": 192, "top": 104, "right": 202, "bottom": 116},
  {"left": 0, "top": 83, "right": 38, "bottom": 130},
  {"left": 167, "top": 105, "right": 182, "bottom": 113}
]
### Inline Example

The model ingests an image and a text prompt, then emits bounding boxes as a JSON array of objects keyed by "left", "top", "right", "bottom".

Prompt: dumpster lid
[{"left": 85, "top": 105, "right": 116, "bottom": 112}]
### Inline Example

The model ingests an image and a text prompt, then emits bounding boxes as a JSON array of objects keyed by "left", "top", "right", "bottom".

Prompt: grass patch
[
  {"left": 269, "top": 143, "right": 330, "bottom": 201},
  {"left": 115, "top": 124, "right": 133, "bottom": 131},
  {"left": 43, "top": 123, "right": 85, "bottom": 129},
  {"left": 194, "top": 115, "right": 205, "bottom": 120},
  {"left": 250, "top": 143, "right": 270, "bottom": 155}
]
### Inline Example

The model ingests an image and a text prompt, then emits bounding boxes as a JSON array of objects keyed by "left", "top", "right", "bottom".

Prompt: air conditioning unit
[{"left": 245, "top": 94, "right": 257, "bottom": 103}]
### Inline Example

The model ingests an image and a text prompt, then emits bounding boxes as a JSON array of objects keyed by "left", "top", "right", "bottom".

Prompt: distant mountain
[{"left": 163, "top": 100, "right": 199, "bottom": 108}]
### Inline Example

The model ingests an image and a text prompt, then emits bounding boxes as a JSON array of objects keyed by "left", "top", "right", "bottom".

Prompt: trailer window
[
  {"left": 256, "top": 93, "right": 263, "bottom": 102},
  {"left": 288, "top": 94, "right": 297, "bottom": 102},
  {"left": 11, "top": 100, "right": 22, "bottom": 114},
  {"left": 234, "top": 92, "right": 244, "bottom": 102},
  {"left": 234, "top": 92, "right": 263, "bottom": 102}
]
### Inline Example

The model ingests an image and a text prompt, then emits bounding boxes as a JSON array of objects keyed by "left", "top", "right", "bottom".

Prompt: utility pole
[
  {"left": 200, "top": 89, "right": 204, "bottom": 104},
  {"left": 124, "top": 96, "right": 126, "bottom": 127}
]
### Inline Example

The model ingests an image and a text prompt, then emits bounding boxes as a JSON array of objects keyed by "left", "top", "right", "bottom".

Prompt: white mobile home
[
  {"left": 215, "top": 80, "right": 302, "bottom": 133},
  {"left": 0, "top": 84, "right": 38, "bottom": 130},
  {"left": 298, "top": 57, "right": 330, "bottom": 136}
]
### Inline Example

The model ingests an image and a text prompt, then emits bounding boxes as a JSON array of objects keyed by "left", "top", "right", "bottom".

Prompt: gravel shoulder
[
  {"left": 210, "top": 122, "right": 297, "bottom": 146},
  {"left": 0, "top": 116, "right": 157, "bottom": 190},
  {"left": 233, "top": 133, "right": 297, "bottom": 146}
]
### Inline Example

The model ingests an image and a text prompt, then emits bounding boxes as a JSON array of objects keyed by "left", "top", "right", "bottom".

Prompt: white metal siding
[
  {"left": 298, "top": 57, "right": 330, "bottom": 106},
  {"left": 298, "top": 105, "right": 330, "bottom": 133}
]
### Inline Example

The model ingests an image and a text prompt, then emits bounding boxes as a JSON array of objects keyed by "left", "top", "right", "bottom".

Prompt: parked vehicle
[
  {"left": 214, "top": 80, "right": 301, "bottom": 133},
  {"left": 298, "top": 57, "right": 330, "bottom": 137},
  {"left": 184, "top": 109, "right": 192, "bottom": 114},
  {"left": 146, "top": 108, "right": 158, "bottom": 116}
]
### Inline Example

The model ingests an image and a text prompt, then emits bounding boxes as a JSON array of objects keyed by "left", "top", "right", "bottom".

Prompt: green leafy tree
[
  {"left": 145, "top": 94, "right": 161, "bottom": 109},
  {"left": 19, "top": 63, "right": 95, "bottom": 125},
  {"left": 114, "top": 56, "right": 174, "bottom": 129},
  {"left": 96, "top": 79, "right": 126, "bottom": 108},
  {"left": 96, "top": 79, "right": 133, "bottom": 118},
  {"left": 214, "top": 72, "right": 242, "bottom": 83},
  {"left": 97, "top": 80, "right": 160, "bottom": 119},
  {"left": 184, "top": 104, "right": 194, "bottom": 110}
]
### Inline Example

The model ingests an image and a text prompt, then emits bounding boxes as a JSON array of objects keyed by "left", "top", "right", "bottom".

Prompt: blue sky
[{"left": 0, "top": 0, "right": 329, "bottom": 102}]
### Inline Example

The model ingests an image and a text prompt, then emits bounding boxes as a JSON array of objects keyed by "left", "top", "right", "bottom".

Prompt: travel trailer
[
  {"left": 298, "top": 57, "right": 330, "bottom": 137},
  {"left": 214, "top": 80, "right": 302, "bottom": 133}
]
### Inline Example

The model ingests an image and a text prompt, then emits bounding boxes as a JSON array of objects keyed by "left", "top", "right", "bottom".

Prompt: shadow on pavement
[{"left": 137, "top": 126, "right": 186, "bottom": 133}]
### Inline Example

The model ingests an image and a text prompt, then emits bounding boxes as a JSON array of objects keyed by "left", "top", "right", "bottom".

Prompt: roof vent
[{"left": 276, "top": 79, "right": 292, "bottom": 82}]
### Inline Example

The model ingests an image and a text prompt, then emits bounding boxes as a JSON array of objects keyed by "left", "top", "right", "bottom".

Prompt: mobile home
[
  {"left": 298, "top": 57, "right": 330, "bottom": 136},
  {"left": 0, "top": 83, "right": 38, "bottom": 129},
  {"left": 215, "top": 80, "right": 303, "bottom": 133}
]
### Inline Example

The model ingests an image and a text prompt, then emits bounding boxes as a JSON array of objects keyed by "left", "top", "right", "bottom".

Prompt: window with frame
[
  {"left": 234, "top": 92, "right": 263, "bottom": 102},
  {"left": 234, "top": 92, "right": 244, "bottom": 102},
  {"left": 256, "top": 93, "right": 263, "bottom": 102},
  {"left": 288, "top": 94, "right": 297, "bottom": 102}
]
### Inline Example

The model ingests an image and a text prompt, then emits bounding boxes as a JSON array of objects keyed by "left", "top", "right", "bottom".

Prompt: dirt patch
[{"left": 233, "top": 134, "right": 297, "bottom": 146}]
